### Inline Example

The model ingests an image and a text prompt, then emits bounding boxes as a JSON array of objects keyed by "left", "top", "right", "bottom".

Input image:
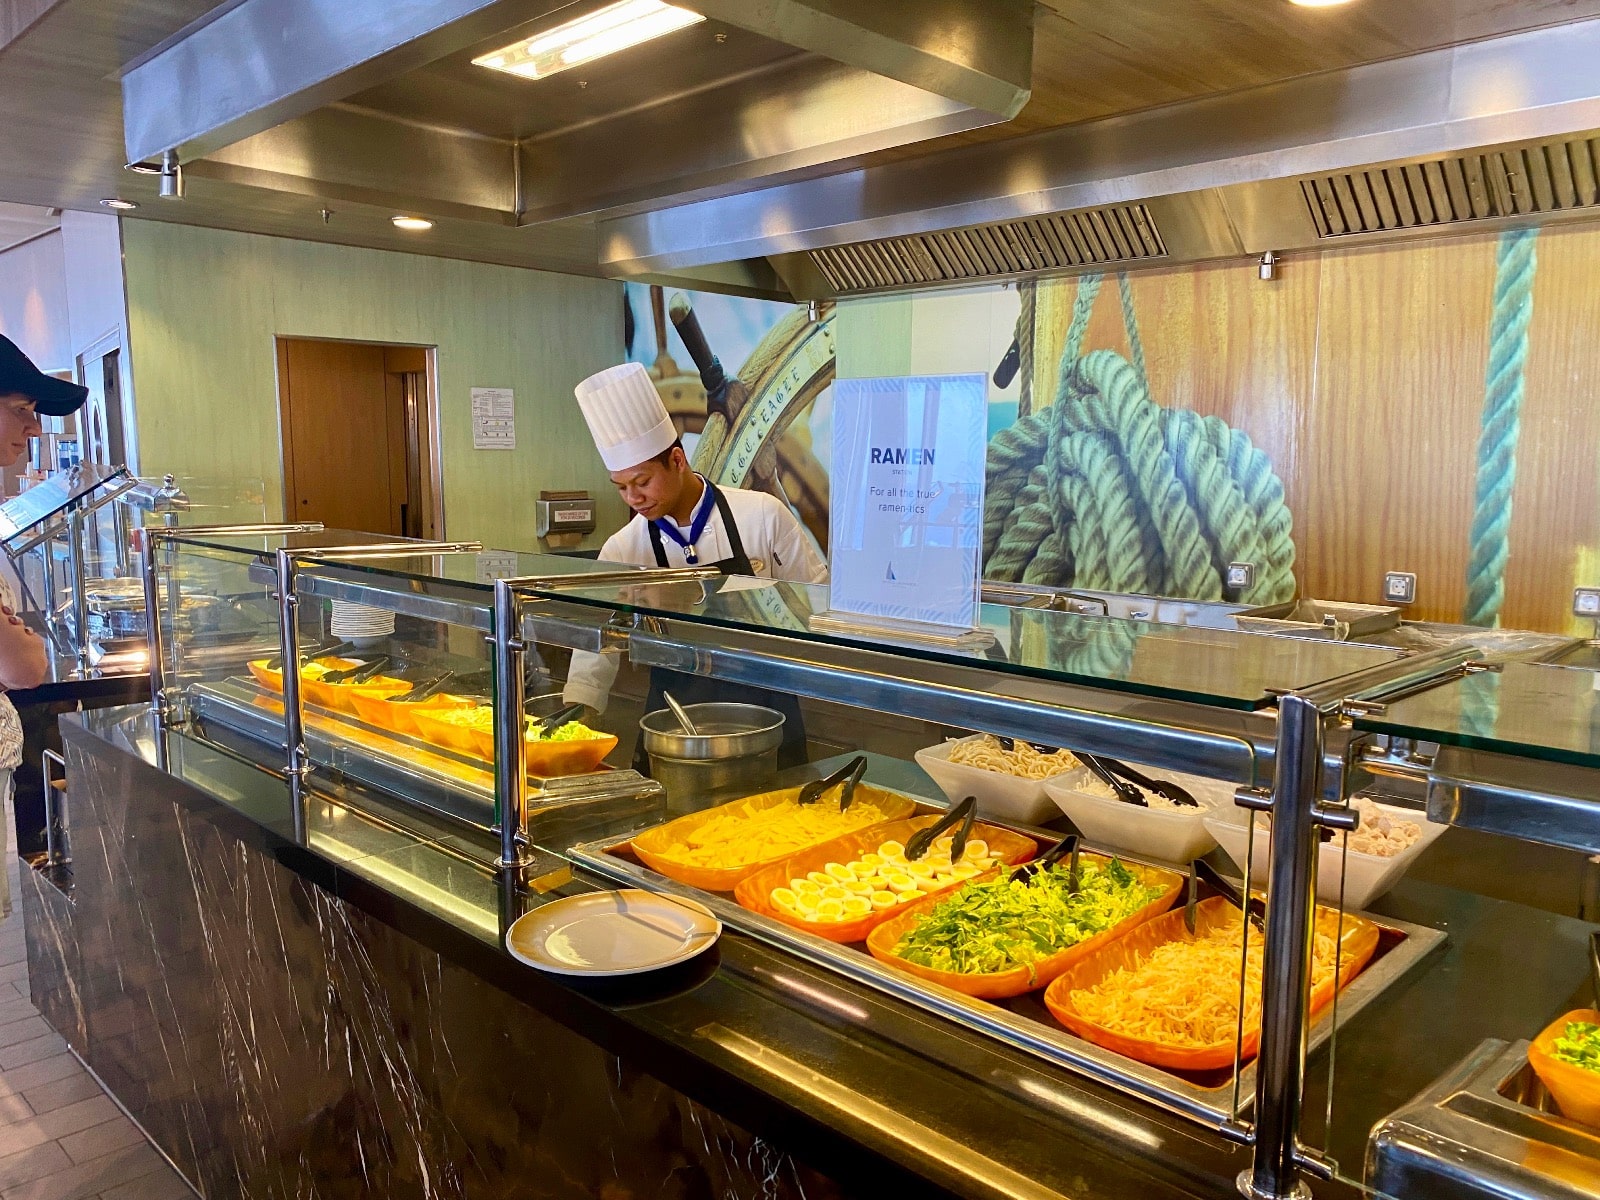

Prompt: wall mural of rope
[
  {"left": 1463, "top": 227, "right": 1539, "bottom": 628},
  {"left": 984, "top": 272, "right": 1297, "bottom": 609}
]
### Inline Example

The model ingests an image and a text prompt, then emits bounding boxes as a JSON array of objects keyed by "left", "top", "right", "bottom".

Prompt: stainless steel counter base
[{"left": 1369, "top": 1040, "right": 1600, "bottom": 1200}]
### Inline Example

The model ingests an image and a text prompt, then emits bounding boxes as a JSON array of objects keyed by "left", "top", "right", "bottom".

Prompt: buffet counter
[
  {"left": 28, "top": 525, "right": 1600, "bottom": 1200},
  {"left": 29, "top": 707, "right": 1260, "bottom": 1199},
  {"left": 25, "top": 707, "right": 1596, "bottom": 1200}
]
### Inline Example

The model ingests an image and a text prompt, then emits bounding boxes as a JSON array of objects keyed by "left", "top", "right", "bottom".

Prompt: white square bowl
[
  {"left": 913, "top": 737, "right": 1072, "bottom": 826},
  {"left": 1203, "top": 799, "right": 1449, "bottom": 912},
  {"left": 1043, "top": 769, "right": 1234, "bottom": 865}
]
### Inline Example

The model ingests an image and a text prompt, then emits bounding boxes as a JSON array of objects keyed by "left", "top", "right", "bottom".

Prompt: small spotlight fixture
[
  {"left": 99, "top": 198, "right": 139, "bottom": 211},
  {"left": 392, "top": 215, "right": 434, "bottom": 231},
  {"left": 123, "top": 160, "right": 162, "bottom": 175},
  {"left": 473, "top": 0, "right": 704, "bottom": 81},
  {"left": 158, "top": 149, "right": 184, "bottom": 199}
]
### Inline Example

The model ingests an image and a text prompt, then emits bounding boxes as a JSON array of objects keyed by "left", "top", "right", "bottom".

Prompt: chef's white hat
[{"left": 574, "top": 362, "right": 678, "bottom": 471}]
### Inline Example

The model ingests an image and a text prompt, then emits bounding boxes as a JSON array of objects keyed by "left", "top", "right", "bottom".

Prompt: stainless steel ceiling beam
[
  {"left": 597, "top": 19, "right": 1600, "bottom": 275},
  {"left": 122, "top": 0, "right": 553, "bottom": 164},
  {"left": 690, "top": 0, "right": 1032, "bottom": 120}
]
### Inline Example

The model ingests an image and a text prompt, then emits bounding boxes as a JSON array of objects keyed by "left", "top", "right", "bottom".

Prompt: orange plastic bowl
[
  {"left": 1043, "top": 897, "right": 1379, "bottom": 1072},
  {"left": 347, "top": 690, "right": 476, "bottom": 738},
  {"left": 734, "top": 816, "right": 1038, "bottom": 944},
  {"left": 408, "top": 706, "right": 618, "bottom": 777},
  {"left": 630, "top": 786, "right": 918, "bottom": 894},
  {"left": 1528, "top": 1008, "right": 1600, "bottom": 1128},
  {"left": 865, "top": 856, "right": 1184, "bottom": 999}
]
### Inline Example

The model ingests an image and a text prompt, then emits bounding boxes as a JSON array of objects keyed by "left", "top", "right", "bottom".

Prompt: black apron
[{"left": 635, "top": 483, "right": 808, "bottom": 772}]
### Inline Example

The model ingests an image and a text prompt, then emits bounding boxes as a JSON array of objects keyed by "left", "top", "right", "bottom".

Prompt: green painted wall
[{"left": 122, "top": 221, "right": 627, "bottom": 549}]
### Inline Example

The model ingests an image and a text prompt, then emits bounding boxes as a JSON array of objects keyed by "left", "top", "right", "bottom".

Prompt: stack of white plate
[{"left": 329, "top": 600, "right": 395, "bottom": 647}]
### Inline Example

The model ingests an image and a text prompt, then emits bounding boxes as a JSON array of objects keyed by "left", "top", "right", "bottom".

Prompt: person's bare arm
[{"left": 0, "top": 603, "right": 48, "bottom": 691}]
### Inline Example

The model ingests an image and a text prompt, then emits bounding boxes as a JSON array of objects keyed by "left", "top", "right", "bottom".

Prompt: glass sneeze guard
[{"left": 513, "top": 574, "right": 1403, "bottom": 710}]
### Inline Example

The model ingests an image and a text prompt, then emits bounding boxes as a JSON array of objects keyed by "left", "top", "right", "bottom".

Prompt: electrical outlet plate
[
  {"left": 1225, "top": 561, "right": 1255, "bottom": 592},
  {"left": 1383, "top": 571, "right": 1417, "bottom": 606},
  {"left": 1573, "top": 587, "right": 1600, "bottom": 618}
]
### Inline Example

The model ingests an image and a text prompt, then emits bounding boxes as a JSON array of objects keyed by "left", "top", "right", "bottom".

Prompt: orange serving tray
[
  {"left": 630, "top": 785, "right": 918, "bottom": 894},
  {"left": 864, "top": 856, "right": 1184, "bottom": 1000},
  {"left": 246, "top": 657, "right": 411, "bottom": 714},
  {"left": 1528, "top": 1008, "right": 1600, "bottom": 1128},
  {"left": 1043, "top": 896, "right": 1379, "bottom": 1072},
  {"left": 734, "top": 817, "right": 1038, "bottom": 944},
  {"left": 408, "top": 705, "right": 618, "bottom": 777},
  {"left": 347, "top": 689, "right": 476, "bottom": 738}
]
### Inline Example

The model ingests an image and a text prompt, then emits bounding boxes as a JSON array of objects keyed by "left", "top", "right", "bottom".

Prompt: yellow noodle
[{"left": 948, "top": 734, "right": 1080, "bottom": 780}]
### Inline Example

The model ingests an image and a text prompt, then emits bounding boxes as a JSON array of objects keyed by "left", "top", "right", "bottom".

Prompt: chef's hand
[{"left": 2, "top": 605, "right": 29, "bottom": 630}]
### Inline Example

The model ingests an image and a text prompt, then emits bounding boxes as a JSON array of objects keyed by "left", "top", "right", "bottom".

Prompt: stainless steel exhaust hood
[
  {"left": 122, "top": 0, "right": 1032, "bottom": 228},
  {"left": 105, "top": 2, "right": 1600, "bottom": 299},
  {"left": 598, "top": 18, "right": 1600, "bottom": 299}
]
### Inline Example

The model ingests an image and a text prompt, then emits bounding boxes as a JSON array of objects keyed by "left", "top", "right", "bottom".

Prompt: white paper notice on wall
[{"left": 471, "top": 387, "right": 515, "bottom": 450}]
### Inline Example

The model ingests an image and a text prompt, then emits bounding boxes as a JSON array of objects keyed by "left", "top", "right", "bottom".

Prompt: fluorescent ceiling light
[
  {"left": 473, "top": 0, "right": 705, "bottom": 81},
  {"left": 1289, "top": 0, "right": 1356, "bottom": 6},
  {"left": 392, "top": 215, "right": 434, "bottom": 231},
  {"left": 99, "top": 198, "right": 138, "bottom": 210}
]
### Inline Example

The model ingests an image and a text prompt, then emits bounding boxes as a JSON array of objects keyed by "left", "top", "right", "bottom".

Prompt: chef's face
[
  {"left": 0, "top": 394, "right": 41, "bottom": 466},
  {"left": 610, "top": 447, "right": 690, "bottom": 520}
]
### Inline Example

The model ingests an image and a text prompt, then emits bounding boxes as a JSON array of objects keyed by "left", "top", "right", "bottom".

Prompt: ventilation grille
[
  {"left": 1304, "top": 138, "right": 1600, "bottom": 238},
  {"left": 807, "top": 204, "right": 1167, "bottom": 293}
]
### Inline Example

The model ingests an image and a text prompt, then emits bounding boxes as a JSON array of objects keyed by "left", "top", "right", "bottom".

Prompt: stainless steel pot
[{"left": 639, "top": 702, "right": 785, "bottom": 816}]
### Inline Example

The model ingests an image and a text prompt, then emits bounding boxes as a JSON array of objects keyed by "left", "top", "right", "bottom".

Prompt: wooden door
[{"left": 277, "top": 339, "right": 401, "bottom": 535}]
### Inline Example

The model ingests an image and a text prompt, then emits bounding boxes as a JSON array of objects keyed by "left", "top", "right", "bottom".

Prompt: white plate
[
  {"left": 1204, "top": 799, "right": 1449, "bottom": 911},
  {"left": 1044, "top": 768, "right": 1232, "bottom": 864},
  {"left": 505, "top": 889, "right": 721, "bottom": 976},
  {"left": 914, "top": 737, "right": 1078, "bottom": 825}
]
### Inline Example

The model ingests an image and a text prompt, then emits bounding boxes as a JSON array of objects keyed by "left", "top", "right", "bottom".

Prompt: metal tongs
[
  {"left": 1590, "top": 930, "right": 1600, "bottom": 1007},
  {"left": 796, "top": 755, "right": 868, "bottom": 810},
  {"left": 1098, "top": 757, "right": 1199, "bottom": 808},
  {"left": 1185, "top": 858, "right": 1265, "bottom": 934},
  {"left": 1011, "top": 827, "right": 1081, "bottom": 893},
  {"left": 532, "top": 702, "right": 585, "bottom": 737},
  {"left": 395, "top": 672, "right": 455, "bottom": 703},
  {"left": 1080, "top": 754, "right": 1147, "bottom": 807},
  {"left": 906, "top": 795, "right": 978, "bottom": 862},
  {"left": 266, "top": 639, "right": 358, "bottom": 673},
  {"left": 320, "top": 655, "right": 392, "bottom": 684}
]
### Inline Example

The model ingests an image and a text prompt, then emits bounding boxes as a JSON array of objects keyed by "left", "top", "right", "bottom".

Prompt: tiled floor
[{"left": 0, "top": 801, "right": 196, "bottom": 1199}]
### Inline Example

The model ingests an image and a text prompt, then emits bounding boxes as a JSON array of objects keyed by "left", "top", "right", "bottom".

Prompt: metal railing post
[
  {"left": 275, "top": 548, "right": 310, "bottom": 843},
  {"left": 492, "top": 579, "right": 531, "bottom": 872},
  {"left": 139, "top": 528, "right": 168, "bottom": 718},
  {"left": 1241, "top": 692, "right": 1323, "bottom": 1199}
]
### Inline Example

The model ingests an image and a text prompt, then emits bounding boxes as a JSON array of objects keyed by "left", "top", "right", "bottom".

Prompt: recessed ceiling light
[
  {"left": 473, "top": 0, "right": 704, "bottom": 81},
  {"left": 391, "top": 215, "right": 434, "bottom": 231},
  {"left": 123, "top": 160, "right": 162, "bottom": 175},
  {"left": 99, "top": 198, "right": 138, "bottom": 210}
]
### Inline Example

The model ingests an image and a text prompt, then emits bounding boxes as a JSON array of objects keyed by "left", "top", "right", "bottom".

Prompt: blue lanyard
[{"left": 652, "top": 478, "right": 715, "bottom": 564}]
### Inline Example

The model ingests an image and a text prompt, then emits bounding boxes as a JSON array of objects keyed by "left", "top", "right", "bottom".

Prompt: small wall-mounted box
[{"left": 535, "top": 491, "right": 596, "bottom": 539}]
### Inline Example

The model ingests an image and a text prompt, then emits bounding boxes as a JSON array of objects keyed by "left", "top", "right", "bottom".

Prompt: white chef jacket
[{"left": 562, "top": 482, "right": 827, "bottom": 713}]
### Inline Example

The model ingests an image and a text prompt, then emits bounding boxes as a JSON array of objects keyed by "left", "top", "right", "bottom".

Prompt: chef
[{"left": 562, "top": 361, "right": 825, "bottom": 770}]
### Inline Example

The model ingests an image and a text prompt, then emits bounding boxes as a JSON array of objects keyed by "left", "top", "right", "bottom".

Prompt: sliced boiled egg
[
  {"left": 770, "top": 887, "right": 798, "bottom": 911},
  {"left": 885, "top": 873, "right": 918, "bottom": 893},
  {"left": 815, "top": 898, "right": 845, "bottom": 920},
  {"left": 825, "top": 862, "right": 856, "bottom": 883},
  {"left": 842, "top": 896, "right": 871, "bottom": 917},
  {"left": 870, "top": 891, "right": 898, "bottom": 910}
]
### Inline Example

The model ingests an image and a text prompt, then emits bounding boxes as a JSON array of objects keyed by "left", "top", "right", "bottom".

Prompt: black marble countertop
[{"left": 65, "top": 706, "right": 1598, "bottom": 1200}]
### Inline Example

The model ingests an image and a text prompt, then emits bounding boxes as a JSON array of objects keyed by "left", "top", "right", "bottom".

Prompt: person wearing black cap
[{"left": 0, "top": 335, "right": 87, "bottom": 858}]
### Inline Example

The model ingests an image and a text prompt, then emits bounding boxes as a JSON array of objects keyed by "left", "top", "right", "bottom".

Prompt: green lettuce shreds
[
  {"left": 1551, "top": 1021, "right": 1600, "bottom": 1073},
  {"left": 893, "top": 858, "right": 1161, "bottom": 980},
  {"left": 522, "top": 719, "right": 606, "bottom": 744}
]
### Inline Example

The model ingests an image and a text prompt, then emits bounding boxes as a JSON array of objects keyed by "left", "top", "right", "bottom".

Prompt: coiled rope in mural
[
  {"left": 983, "top": 273, "right": 1297, "bottom": 607},
  {"left": 1463, "top": 227, "right": 1538, "bottom": 628}
]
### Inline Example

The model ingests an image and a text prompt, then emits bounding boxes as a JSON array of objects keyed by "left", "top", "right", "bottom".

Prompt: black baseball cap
[{"left": 0, "top": 334, "right": 88, "bottom": 416}]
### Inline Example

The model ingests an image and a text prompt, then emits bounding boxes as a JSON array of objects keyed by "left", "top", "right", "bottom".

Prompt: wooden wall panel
[
  {"left": 1300, "top": 236, "right": 1497, "bottom": 620},
  {"left": 1499, "top": 222, "right": 1600, "bottom": 632}
]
